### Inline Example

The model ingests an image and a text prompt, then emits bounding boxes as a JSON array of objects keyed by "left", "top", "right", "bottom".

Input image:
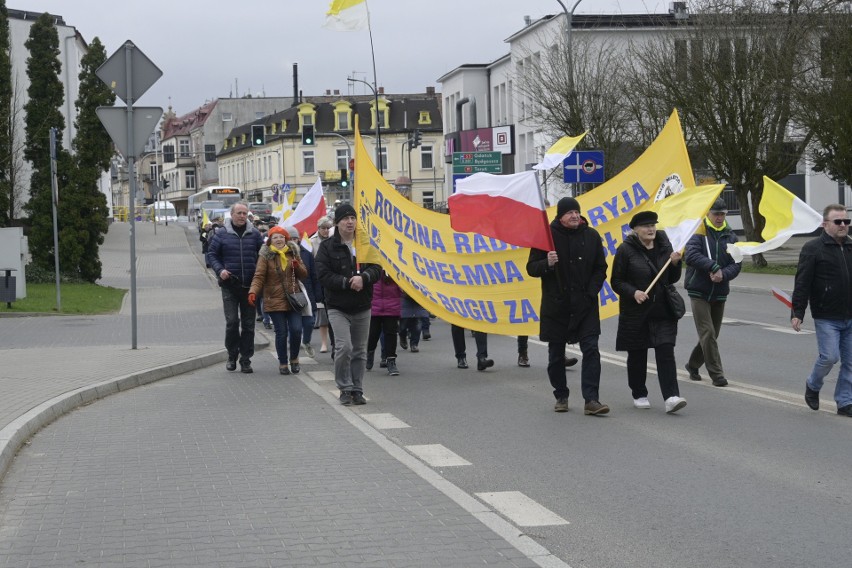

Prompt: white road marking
[
  {"left": 360, "top": 413, "right": 410, "bottom": 429},
  {"left": 475, "top": 491, "right": 569, "bottom": 527},
  {"left": 406, "top": 444, "right": 471, "bottom": 467}
]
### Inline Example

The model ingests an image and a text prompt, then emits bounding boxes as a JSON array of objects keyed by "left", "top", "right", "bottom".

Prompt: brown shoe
[
  {"left": 554, "top": 398, "right": 569, "bottom": 412},
  {"left": 584, "top": 400, "right": 610, "bottom": 415}
]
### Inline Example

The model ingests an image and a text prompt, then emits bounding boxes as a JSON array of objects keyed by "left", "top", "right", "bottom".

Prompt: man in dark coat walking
[{"left": 527, "top": 197, "right": 609, "bottom": 414}]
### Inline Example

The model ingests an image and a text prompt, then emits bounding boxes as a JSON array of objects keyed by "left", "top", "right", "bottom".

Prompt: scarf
[
  {"left": 705, "top": 217, "right": 728, "bottom": 232},
  {"left": 269, "top": 244, "right": 290, "bottom": 272}
]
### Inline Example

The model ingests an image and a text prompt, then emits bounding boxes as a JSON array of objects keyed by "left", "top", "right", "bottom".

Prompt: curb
[{"left": 0, "top": 349, "right": 230, "bottom": 481}]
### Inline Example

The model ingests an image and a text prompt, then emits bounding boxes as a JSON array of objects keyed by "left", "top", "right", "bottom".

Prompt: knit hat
[
  {"left": 334, "top": 203, "right": 357, "bottom": 224},
  {"left": 629, "top": 210, "right": 658, "bottom": 229},
  {"left": 284, "top": 226, "right": 300, "bottom": 239},
  {"left": 556, "top": 197, "right": 581, "bottom": 219},
  {"left": 267, "top": 226, "right": 287, "bottom": 238},
  {"left": 709, "top": 198, "right": 728, "bottom": 213}
]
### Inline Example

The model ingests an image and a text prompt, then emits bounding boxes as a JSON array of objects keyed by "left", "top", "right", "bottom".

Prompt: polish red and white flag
[
  {"left": 281, "top": 177, "right": 326, "bottom": 238},
  {"left": 449, "top": 170, "right": 554, "bottom": 251},
  {"left": 771, "top": 286, "right": 793, "bottom": 309}
]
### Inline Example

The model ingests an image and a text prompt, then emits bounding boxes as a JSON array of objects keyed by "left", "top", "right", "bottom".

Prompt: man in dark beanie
[
  {"left": 683, "top": 197, "right": 741, "bottom": 387},
  {"left": 527, "top": 196, "right": 609, "bottom": 414},
  {"left": 315, "top": 203, "right": 382, "bottom": 405}
]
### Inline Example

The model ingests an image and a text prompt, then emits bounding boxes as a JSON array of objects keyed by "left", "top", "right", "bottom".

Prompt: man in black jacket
[
  {"left": 527, "top": 197, "right": 609, "bottom": 415},
  {"left": 683, "top": 198, "right": 742, "bottom": 387},
  {"left": 315, "top": 204, "right": 382, "bottom": 406},
  {"left": 791, "top": 204, "right": 852, "bottom": 417}
]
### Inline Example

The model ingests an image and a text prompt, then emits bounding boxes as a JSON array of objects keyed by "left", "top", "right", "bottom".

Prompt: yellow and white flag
[
  {"left": 272, "top": 186, "right": 297, "bottom": 222},
  {"left": 532, "top": 132, "right": 587, "bottom": 170},
  {"left": 324, "top": 0, "right": 368, "bottom": 31},
  {"left": 727, "top": 176, "right": 823, "bottom": 262},
  {"left": 201, "top": 208, "right": 210, "bottom": 227}
]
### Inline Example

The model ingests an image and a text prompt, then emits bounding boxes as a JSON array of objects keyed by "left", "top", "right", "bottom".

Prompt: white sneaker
[
  {"left": 633, "top": 397, "right": 651, "bottom": 409},
  {"left": 302, "top": 342, "right": 316, "bottom": 358},
  {"left": 665, "top": 396, "right": 687, "bottom": 414}
]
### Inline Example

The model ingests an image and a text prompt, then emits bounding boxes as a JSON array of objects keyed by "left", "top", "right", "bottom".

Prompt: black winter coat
[
  {"left": 792, "top": 231, "right": 852, "bottom": 321},
  {"left": 684, "top": 220, "right": 741, "bottom": 301},
  {"left": 527, "top": 218, "right": 607, "bottom": 343},
  {"left": 315, "top": 232, "right": 382, "bottom": 314},
  {"left": 611, "top": 231, "right": 682, "bottom": 351}
]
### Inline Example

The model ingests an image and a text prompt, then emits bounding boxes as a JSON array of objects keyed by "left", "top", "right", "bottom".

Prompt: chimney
[
  {"left": 292, "top": 63, "right": 299, "bottom": 104},
  {"left": 325, "top": 89, "right": 331, "bottom": 95},
  {"left": 334, "top": 89, "right": 340, "bottom": 95},
  {"left": 378, "top": 86, "right": 384, "bottom": 94},
  {"left": 426, "top": 86, "right": 435, "bottom": 95},
  {"left": 524, "top": 15, "right": 532, "bottom": 26}
]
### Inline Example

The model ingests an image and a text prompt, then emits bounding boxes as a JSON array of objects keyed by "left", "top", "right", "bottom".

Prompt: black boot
[
  {"left": 386, "top": 357, "right": 399, "bottom": 376},
  {"left": 366, "top": 350, "right": 375, "bottom": 370},
  {"left": 457, "top": 356, "right": 468, "bottom": 369},
  {"left": 399, "top": 334, "right": 408, "bottom": 350},
  {"left": 477, "top": 357, "right": 494, "bottom": 371}
]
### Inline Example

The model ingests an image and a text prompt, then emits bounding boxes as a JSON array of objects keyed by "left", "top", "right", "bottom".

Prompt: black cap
[
  {"left": 709, "top": 198, "right": 728, "bottom": 213},
  {"left": 629, "top": 210, "right": 658, "bottom": 229},
  {"left": 334, "top": 203, "right": 357, "bottom": 224},
  {"left": 556, "top": 197, "right": 581, "bottom": 219}
]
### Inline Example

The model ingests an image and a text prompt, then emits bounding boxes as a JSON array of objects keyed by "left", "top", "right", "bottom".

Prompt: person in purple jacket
[{"left": 366, "top": 271, "right": 402, "bottom": 376}]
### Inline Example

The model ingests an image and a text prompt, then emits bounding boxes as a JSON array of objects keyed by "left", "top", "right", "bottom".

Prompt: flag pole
[
  {"left": 533, "top": 172, "right": 563, "bottom": 289},
  {"left": 365, "top": 1, "right": 383, "bottom": 175},
  {"left": 644, "top": 257, "right": 672, "bottom": 294}
]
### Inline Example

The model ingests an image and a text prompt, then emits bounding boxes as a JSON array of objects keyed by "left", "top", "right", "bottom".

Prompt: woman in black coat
[{"left": 611, "top": 210, "right": 687, "bottom": 414}]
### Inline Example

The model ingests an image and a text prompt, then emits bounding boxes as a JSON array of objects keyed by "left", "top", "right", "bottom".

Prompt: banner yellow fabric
[{"left": 354, "top": 110, "right": 708, "bottom": 335}]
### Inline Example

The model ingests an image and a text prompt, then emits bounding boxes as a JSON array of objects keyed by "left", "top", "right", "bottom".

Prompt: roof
[
  {"left": 161, "top": 100, "right": 219, "bottom": 139},
  {"left": 218, "top": 93, "right": 443, "bottom": 157}
]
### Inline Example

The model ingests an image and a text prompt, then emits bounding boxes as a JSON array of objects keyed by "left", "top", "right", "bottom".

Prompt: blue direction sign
[{"left": 563, "top": 150, "right": 604, "bottom": 184}]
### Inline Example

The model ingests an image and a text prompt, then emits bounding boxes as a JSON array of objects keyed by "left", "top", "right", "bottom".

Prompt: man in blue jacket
[
  {"left": 683, "top": 198, "right": 742, "bottom": 387},
  {"left": 792, "top": 204, "right": 852, "bottom": 417},
  {"left": 207, "top": 202, "right": 265, "bottom": 373}
]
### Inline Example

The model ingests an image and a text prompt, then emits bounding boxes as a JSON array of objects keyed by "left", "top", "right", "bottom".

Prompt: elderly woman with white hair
[{"left": 311, "top": 216, "right": 334, "bottom": 353}]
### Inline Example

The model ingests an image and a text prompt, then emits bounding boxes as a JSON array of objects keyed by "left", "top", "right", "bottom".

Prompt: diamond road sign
[
  {"left": 452, "top": 151, "right": 502, "bottom": 174},
  {"left": 96, "top": 41, "right": 162, "bottom": 104}
]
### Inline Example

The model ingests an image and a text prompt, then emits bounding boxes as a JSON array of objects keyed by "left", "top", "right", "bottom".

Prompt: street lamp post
[
  {"left": 556, "top": 0, "right": 582, "bottom": 197},
  {"left": 347, "top": 76, "right": 383, "bottom": 175}
]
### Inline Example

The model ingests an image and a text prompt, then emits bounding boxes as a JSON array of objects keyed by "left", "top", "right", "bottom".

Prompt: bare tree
[
  {"left": 794, "top": 7, "right": 852, "bottom": 186},
  {"left": 514, "top": 30, "right": 638, "bottom": 197},
  {"left": 627, "top": 0, "right": 838, "bottom": 265}
]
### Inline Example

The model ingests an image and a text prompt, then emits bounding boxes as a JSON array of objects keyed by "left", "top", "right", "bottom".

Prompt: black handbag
[
  {"left": 281, "top": 261, "right": 307, "bottom": 311},
  {"left": 641, "top": 253, "right": 685, "bottom": 319}
]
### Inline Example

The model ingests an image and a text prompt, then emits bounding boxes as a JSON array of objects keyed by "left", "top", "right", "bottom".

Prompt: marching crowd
[{"left": 205, "top": 199, "right": 852, "bottom": 418}]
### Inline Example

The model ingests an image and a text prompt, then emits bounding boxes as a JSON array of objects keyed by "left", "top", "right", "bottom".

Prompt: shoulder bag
[{"left": 641, "top": 252, "right": 685, "bottom": 319}]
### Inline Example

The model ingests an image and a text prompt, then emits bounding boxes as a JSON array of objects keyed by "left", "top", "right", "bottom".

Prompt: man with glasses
[
  {"left": 683, "top": 197, "right": 742, "bottom": 387},
  {"left": 208, "top": 202, "right": 265, "bottom": 373},
  {"left": 792, "top": 204, "right": 852, "bottom": 417}
]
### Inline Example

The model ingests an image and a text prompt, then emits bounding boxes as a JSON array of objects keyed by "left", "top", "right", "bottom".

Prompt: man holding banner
[{"left": 527, "top": 197, "right": 609, "bottom": 415}]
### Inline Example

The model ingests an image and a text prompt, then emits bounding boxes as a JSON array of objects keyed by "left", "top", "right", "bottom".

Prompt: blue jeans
[
  {"left": 268, "top": 310, "right": 303, "bottom": 364},
  {"left": 807, "top": 318, "right": 852, "bottom": 408},
  {"left": 302, "top": 314, "right": 315, "bottom": 344},
  {"left": 221, "top": 286, "right": 255, "bottom": 363}
]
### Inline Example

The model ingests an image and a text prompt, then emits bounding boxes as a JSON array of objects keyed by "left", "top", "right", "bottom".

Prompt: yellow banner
[{"left": 354, "top": 111, "right": 701, "bottom": 335}]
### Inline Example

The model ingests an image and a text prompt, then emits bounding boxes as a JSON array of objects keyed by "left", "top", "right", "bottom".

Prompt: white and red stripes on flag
[
  {"left": 449, "top": 171, "right": 554, "bottom": 251},
  {"left": 772, "top": 286, "right": 793, "bottom": 309}
]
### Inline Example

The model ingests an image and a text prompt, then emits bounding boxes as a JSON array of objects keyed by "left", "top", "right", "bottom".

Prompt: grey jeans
[{"left": 328, "top": 308, "right": 371, "bottom": 394}]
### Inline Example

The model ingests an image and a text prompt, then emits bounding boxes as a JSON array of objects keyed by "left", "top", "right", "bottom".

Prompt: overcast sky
[{"left": 17, "top": 0, "right": 671, "bottom": 116}]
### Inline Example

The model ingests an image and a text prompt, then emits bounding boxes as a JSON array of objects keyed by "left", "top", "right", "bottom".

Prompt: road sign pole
[{"left": 124, "top": 43, "right": 139, "bottom": 349}]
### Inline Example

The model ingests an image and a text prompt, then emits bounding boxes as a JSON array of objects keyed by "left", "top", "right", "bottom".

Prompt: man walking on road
[
  {"left": 316, "top": 204, "right": 382, "bottom": 405},
  {"left": 791, "top": 204, "right": 852, "bottom": 417},
  {"left": 683, "top": 198, "right": 742, "bottom": 387},
  {"left": 207, "top": 202, "right": 265, "bottom": 373},
  {"left": 527, "top": 197, "right": 609, "bottom": 415}
]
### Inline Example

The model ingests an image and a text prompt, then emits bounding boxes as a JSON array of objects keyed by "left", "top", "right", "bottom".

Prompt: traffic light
[
  {"left": 302, "top": 124, "right": 315, "bottom": 146},
  {"left": 162, "top": 180, "right": 169, "bottom": 190},
  {"left": 409, "top": 129, "right": 422, "bottom": 149},
  {"left": 339, "top": 168, "right": 348, "bottom": 188},
  {"left": 251, "top": 124, "right": 265, "bottom": 146}
]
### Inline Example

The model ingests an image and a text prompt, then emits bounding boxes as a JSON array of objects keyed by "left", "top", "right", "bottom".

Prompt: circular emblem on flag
[{"left": 655, "top": 173, "right": 685, "bottom": 201}]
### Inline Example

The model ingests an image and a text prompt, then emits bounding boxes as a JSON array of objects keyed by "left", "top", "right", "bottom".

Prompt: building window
[
  {"left": 204, "top": 144, "right": 216, "bottom": 162},
  {"left": 149, "top": 162, "right": 159, "bottom": 178},
  {"left": 302, "top": 114, "right": 313, "bottom": 127},
  {"left": 185, "top": 170, "right": 196, "bottom": 190},
  {"left": 179, "top": 139, "right": 190, "bottom": 158},
  {"left": 420, "top": 145, "right": 433, "bottom": 170},
  {"left": 222, "top": 112, "right": 233, "bottom": 121},
  {"left": 422, "top": 191, "right": 434, "bottom": 207},
  {"left": 336, "top": 148, "right": 350, "bottom": 170},
  {"left": 418, "top": 111, "right": 431, "bottom": 125},
  {"left": 336, "top": 110, "right": 349, "bottom": 130},
  {"left": 379, "top": 146, "right": 387, "bottom": 171},
  {"left": 163, "top": 144, "right": 175, "bottom": 163},
  {"left": 303, "top": 151, "right": 315, "bottom": 174}
]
